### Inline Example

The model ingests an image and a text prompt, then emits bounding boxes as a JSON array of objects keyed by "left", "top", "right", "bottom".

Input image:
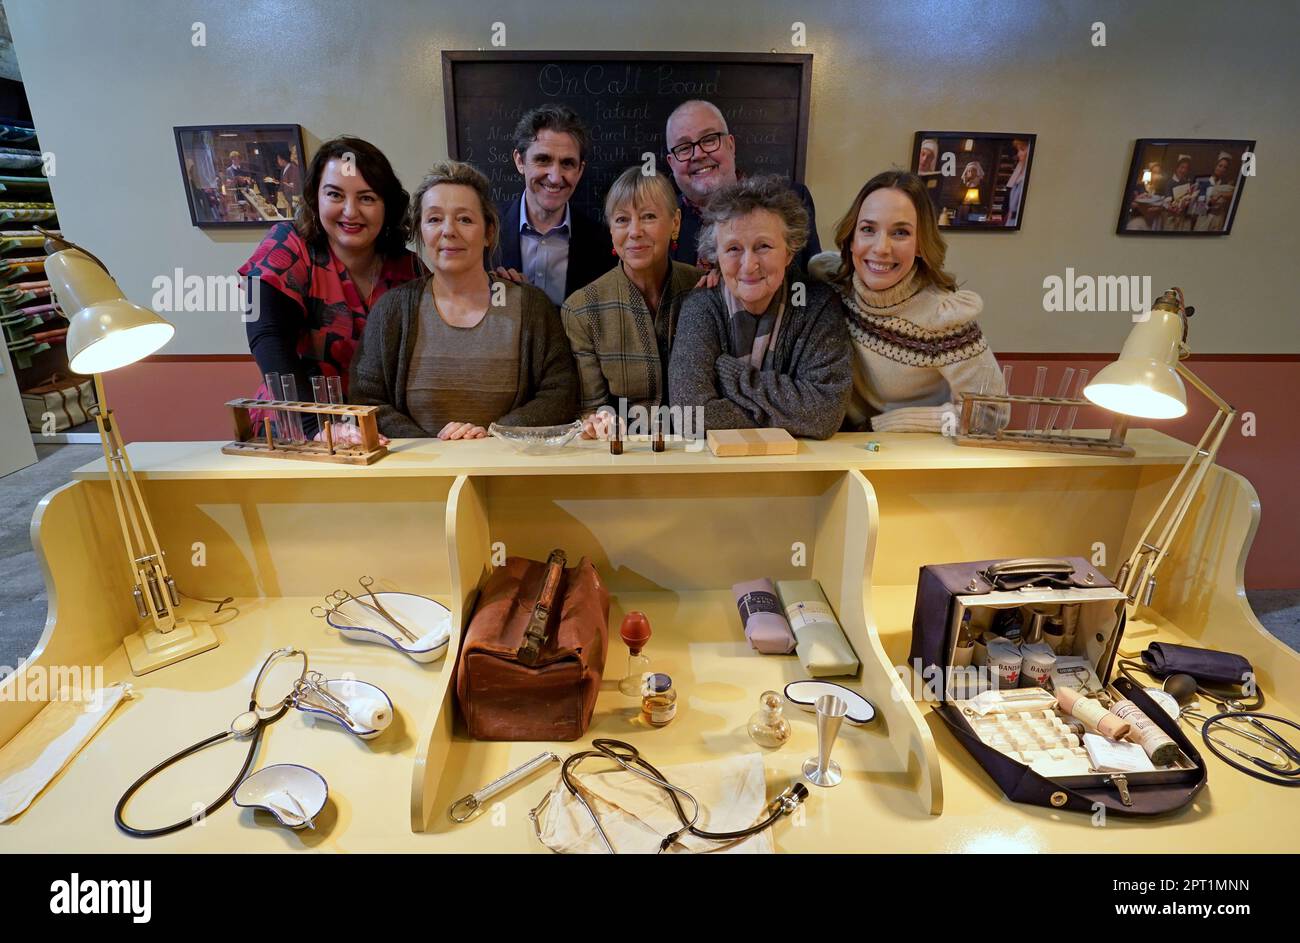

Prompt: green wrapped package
[{"left": 775, "top": 579, "right": 860, "bottom": 677}]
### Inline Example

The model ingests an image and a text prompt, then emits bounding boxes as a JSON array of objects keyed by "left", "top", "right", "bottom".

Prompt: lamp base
[{"left": 124, "top": 618, "right": 219, "bottom": 676}]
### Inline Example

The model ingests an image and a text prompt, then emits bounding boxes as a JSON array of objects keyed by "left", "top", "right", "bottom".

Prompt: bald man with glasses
[{"left": 663, "top": 99, "right": 820, "bottom": 271}]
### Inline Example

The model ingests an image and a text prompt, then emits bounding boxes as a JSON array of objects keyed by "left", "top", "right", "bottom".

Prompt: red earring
[
  {"left": 611, "top": 247, "right": 618, "bottom": 256},
  {"left": 670, "top": 236, "right": 679, "bottom": 253}
]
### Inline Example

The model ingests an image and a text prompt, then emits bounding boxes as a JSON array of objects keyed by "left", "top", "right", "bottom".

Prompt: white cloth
[
  {"left": 0, "top": 682, "right": 133, "bottom": 822},
  {"left": 534, "top": 752, "right": 773, "bottom": 854}
]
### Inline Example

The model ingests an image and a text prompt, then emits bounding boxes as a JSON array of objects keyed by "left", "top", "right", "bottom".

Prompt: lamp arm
[
  {"left": 92, "top": 374, "right": 182, "bottom": 633},
  {"left": 1118, "top": 362, "right": 1236, "bottom": 609}
]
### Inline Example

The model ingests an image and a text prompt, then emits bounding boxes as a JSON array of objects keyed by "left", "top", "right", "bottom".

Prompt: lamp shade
[
  {"left": 1084, "top": 301, "right": 1188, "bottom": 419},
  {"left": 46, "top": 248, "right": 174, "bottom": 374}
]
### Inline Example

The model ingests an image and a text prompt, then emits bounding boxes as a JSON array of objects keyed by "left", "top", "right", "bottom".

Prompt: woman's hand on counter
[
  {"left": 438, "top": 421, "right": 488, "bottom": 440},
  {"left": 580, "top": 410, "right": 617, "bottom": 440}
]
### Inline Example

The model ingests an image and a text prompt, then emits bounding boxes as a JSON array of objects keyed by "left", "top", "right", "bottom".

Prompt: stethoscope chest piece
[{"left": 230, "top": 710, "right": 260, "bottom": 739}]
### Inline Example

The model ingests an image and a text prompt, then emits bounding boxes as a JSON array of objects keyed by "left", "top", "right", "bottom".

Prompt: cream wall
[{"left": 6, "top": 0, "right": 1298, "bottom": 355}]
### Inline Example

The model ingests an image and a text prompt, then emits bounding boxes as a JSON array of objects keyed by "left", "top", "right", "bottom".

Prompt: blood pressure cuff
[{"left": 1141, "top": 642, "right": 1253, "bottom": 687}]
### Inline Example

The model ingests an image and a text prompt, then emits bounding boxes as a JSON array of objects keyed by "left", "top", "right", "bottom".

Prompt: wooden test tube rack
[
  {"left": 955, "top": 393, "right": 1135, "bottom": 458},
  {"left": 223, "top": 398, "right": 387, "bottom": 465}
]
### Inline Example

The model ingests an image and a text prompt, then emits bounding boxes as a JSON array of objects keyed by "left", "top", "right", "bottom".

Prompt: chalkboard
[{"left": 442, "top": 51, "right": 812, "bottom": 221}]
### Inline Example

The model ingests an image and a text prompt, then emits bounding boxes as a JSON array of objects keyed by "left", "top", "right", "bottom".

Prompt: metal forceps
[
  {"left": 292, "top": 669, "right": 359, "bottom": 728},
  {"left": 357, "top": 576, "right": 417, "bottom": 641},
  {"left": 312, "top": 588, "right": 419, "bottom": 644}
]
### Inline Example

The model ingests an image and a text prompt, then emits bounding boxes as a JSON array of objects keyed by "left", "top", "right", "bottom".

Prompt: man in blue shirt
[{"left": 492, "top": 104, "right": 614, "bottom": 304}]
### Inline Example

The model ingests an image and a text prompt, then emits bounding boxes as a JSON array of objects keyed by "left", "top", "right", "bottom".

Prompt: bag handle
[
  {"left": 517, "top": 549, "right": 566, "bottom": 666},
  {"left": 980, "top": 558, "right": 1076, "bottom": 590}
]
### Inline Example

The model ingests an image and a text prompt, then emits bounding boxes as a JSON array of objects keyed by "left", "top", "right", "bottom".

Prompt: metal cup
[{"left": 803, "top": 694, "right": 847, "bottom": 787}]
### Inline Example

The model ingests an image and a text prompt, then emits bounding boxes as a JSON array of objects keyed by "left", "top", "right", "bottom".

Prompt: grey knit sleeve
[
  {"left": 349, "top": 286, "right": 429, "bottom": 438},
  {"left": 668, "top": 289, "right": 764, "bottom": 431},
  {"left": 712, "top": 288, "right": 851, "bottom": 439},
  {"left": 497, "top": 286, "right": 579, "bottom": 427}
]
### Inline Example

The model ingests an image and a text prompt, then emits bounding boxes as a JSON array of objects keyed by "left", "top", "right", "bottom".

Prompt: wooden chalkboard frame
[{"left": 441, "top": 50, "right": 813, "bottom": 185}]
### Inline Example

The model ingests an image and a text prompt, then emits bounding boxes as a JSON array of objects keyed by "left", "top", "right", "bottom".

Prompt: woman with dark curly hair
[{"left": 240, "top": 136, "right": 424, "bottom": 435}]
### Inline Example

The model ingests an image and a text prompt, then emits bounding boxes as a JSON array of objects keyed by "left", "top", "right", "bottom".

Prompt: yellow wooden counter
[{"left": 2, "top": 430, "right": 1296, "bottom": 852}]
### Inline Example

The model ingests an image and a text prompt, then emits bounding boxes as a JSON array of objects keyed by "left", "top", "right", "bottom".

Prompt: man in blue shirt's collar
[{"left": 492, "top": 104, "right": 614, "bottom": 305}]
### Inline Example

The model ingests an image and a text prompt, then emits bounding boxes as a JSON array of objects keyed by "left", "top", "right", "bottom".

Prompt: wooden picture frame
[
  {"left": 1116, "top": 137, "right": 1254, "bottom": 236},
  {"left": 174, "top": 123, "right": 306, "bottom": 228},
  {"left": 910, "top": 131, "right": 1036, "bottom": 231}
]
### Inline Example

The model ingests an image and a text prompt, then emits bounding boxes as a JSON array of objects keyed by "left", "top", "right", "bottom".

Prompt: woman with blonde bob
[
  {"left": 349, "top": 160, "right": 578, "bottom": 439},
  {"left": 562, "top": 166, "right": 703, "bottom": 438},
  {"left": 823, "top": 170, "right": 1004, "bottom": 433}
]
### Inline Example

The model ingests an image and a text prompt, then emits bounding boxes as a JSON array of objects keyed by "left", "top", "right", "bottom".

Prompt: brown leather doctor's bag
[{"left": 455, "top": 550, "right": 609, "bottom": 741}]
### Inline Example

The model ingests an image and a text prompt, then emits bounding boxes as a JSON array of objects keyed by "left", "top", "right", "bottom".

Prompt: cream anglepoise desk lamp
[
  {"left": 42, "top": 232, "right": 219, "bottom": 674},
  {"left": 1084, "top": 287, "right": 1237, "bottom": 612}
]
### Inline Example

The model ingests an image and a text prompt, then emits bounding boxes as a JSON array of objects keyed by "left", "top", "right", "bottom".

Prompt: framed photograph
[
  {"left": 174, "top": 124, "right": 306, "bottom": 228},
  {"left": 910, "top": 131, "right": 1036, "bottom": 230},
  {"left": 1116, "top": 138, "right": 1254, "bottom": 235}
]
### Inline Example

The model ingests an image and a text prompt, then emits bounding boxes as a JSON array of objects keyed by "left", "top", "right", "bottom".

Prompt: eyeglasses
[{"left": 668, "top": 132, "right": 726, "bottom": 163}]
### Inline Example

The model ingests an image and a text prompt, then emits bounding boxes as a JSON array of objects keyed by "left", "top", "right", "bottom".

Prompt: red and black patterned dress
[{"left": 240, "top": 221, "right": 423, "bottom": 428}]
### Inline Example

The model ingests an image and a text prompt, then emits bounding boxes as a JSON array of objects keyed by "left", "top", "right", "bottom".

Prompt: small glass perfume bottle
[
  {"left": 641, "top": 673, "right": 677, "bottom": 727},
  {"left": 618, "top": 611, "right": 652, "bottom": 697},
  {"left": 748, "top": 690, "right": 792, "bottom": 748}
]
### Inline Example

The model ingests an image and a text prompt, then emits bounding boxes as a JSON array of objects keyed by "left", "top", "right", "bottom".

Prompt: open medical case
[{"left": 910, "top": 557, "right": 1206, "bottom": 815}]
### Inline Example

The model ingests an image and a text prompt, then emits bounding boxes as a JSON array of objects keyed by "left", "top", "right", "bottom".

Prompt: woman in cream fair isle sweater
[{"left": 813, "top": 170, "right": 1004, "bottom": 433}]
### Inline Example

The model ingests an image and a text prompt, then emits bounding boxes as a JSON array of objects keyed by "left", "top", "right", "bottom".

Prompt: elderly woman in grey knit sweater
[
  {"left": 667, "top": 175, "right": 851, "bottom": 440},
  {"left": 349, "top": 161, "right": 577, "bottom": 439}
]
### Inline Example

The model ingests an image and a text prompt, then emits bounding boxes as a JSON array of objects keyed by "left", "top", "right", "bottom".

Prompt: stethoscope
[
  {"left": 1116, "top": 658, "right": 1300, "bottom": 787},
  {"left": 114, "top": 647, "right": 309, "bottom": 837},
  {"left": 530, "top": 738, "right": 808, "bottom": 854}
]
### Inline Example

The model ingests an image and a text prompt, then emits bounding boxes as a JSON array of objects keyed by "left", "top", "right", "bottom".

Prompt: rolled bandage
[
  {"left": 411, "top": 630, "right": 445, "bottom": 651},
  {"left": 1055, "top": 685, "right": 1131, "bottom": 740},
  {"left": 1111, "top": 700, "right": 1180, "bottom": 765},
  {"left": 349, "top": 699, "right": 392, "bottom": 731}
]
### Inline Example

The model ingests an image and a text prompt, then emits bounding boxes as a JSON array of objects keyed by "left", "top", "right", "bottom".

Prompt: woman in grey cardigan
[
  {"left": 668, "top": 175, "right": 851, "bottom": 440},
  {"left": 349, "top": 161, "right": 578, "bottom": 439}
]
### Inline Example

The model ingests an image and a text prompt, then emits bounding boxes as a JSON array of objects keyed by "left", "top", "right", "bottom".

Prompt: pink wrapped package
[{"left": 732, "top": 578, "right": 796, "bottom": 654}]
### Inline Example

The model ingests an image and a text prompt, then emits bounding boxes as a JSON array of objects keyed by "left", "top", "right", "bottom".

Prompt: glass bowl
[{"left": 488, "top": 420, "right": 583, "bottom": 455}]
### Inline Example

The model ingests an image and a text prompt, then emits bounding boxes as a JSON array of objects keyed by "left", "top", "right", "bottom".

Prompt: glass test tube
[
  {"left": 325, "top": 375, "right": 353, "bottom": 427},
  {"left": 1043, "top": 367, "right": 1075, "bottom": 433},
  {"left": 1063, "top": 369, "right": 1089, "bottom": 434},
  {"left": 1026, "top": 366, "right": 1048, "bottom": 433},
  {"left": 311, "top": 376, "right": 335, "bottom": 449},
  {"left": 263, "top": 372, "right": 286, "bottom": 441},
  {"left": 278, "top": 373, "right": 306, "bottom": 442},
  {"left": 1001, "top": 365, "right": 1015, "bottom": 431}
]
